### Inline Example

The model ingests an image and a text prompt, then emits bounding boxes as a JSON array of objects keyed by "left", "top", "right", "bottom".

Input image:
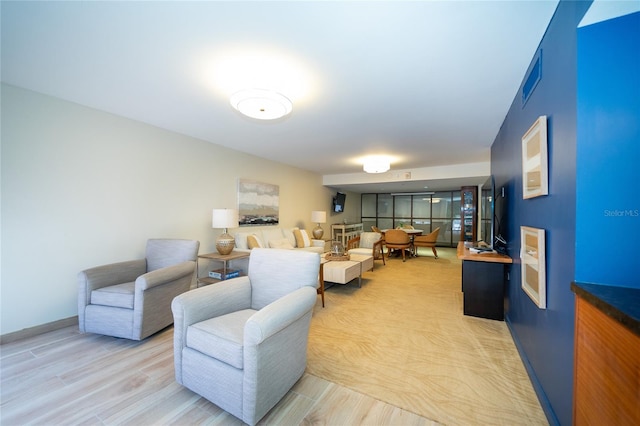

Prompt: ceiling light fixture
[
  {"left": 390, "top": 192, "right": 436, "bottom": 196},
  {"left": 230, "top": 88, "right": 292, "bottom": 120},
  {"left": 363, "top": 156, "right": 391, "bottom": 173}
]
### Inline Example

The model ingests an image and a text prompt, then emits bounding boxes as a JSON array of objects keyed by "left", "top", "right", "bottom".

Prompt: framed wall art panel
[
  {"left": 237, "top": 179, "right": 279, "bottom": 226},
  {"left": 520, "top": 226, "right": 546, "bottom": 309},
  {"left": 522, "top": 115, "right": 548, "bottom": 199}
]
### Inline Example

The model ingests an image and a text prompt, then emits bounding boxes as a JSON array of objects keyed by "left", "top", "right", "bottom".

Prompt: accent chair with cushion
[
  {"left": 171, "top": 248, "right": 320, "bottom": 426},
  {"left": 347, "top": 231, "right": 385, "bottom": 267},
  {"left": 78, "top": 238, "right": 199, "bottom": 341},
  {"left": 384, "top": 229, "right": 412, "bottom": 262},
  {"left": 412, "top": 227, "right": 441, "bottom": 258}
]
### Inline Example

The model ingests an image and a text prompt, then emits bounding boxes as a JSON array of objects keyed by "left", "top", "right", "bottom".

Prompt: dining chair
[
  {"left": 412, "top": 227, "right": 440, "bottom": 258},
  {"left": 384, "top": 229, "right": 412, "bottom": 262}
]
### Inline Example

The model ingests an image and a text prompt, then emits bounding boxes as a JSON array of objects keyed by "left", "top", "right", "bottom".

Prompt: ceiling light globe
[
  {"left": 363, "top": 156, "right": 391, "bottom": 173},
  {"left": 230, "top": 89, "right": 292, "bottom": 120}
]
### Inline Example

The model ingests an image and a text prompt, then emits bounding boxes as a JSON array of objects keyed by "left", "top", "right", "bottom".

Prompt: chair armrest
[
  {"left": 135, "top": 261, "right": 195, "bottom": 291},
  {"left": 346, "top": 237, "right": 360, "bottom": 250},
  {"left": 172, "top": 276, "right": 252, "bottom": 327},
  {"left": 244, "top": 286, "right": 317, "bottom": 345},
  {"left": 78, "top": 259, "right": 146, "bottom": 292},
  {"left": 77, "top": 259, "right": 146, "bottom": 333}
]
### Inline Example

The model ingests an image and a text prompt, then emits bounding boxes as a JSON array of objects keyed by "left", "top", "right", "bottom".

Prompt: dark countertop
[{"left": 571, "top": 282, "right": 640, "bottom": 337}]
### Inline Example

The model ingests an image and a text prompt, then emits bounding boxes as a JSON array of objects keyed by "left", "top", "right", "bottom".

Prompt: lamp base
[
  {"left": 216, "top": 232, "right": 235, "bottom": 255},
  {"left": 312, "top": 224, "right": 324, "bottom": 240}
]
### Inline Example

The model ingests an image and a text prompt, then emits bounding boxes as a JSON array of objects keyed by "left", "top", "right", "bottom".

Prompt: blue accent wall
[
  {"left": 490, "top": 2, "right": 592, "bottom": 424},
  {"left": 576, "top": 12, "right": 640, "bottom": 288}
]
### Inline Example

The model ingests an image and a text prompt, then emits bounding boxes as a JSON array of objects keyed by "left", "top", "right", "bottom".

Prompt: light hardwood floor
[
  {"left": 1, "top": 325, "right": 435, "bottom": 425},
  {"left": 1, "top": 247, "right": 545, "bottom": 425}
]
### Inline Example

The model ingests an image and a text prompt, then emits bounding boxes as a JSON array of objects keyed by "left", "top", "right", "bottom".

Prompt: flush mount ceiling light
[
  {"left": 363, "top": 156, "right": 391, "bottom": 173},
  {"left": 230, "top": 88, "right": 293, "bottom": 120}
]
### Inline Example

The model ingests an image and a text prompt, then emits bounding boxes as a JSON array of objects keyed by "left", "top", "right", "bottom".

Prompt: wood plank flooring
[
  {"left": 1, "top": 325, "right": 434, "bottom": 425},
  {"left": 1, "top": 247, "right": 546, "bottom": 425}
]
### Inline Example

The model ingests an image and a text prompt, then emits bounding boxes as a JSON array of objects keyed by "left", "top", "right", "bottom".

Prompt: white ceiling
[{"left": 1, "top": 1, "right": 559, "bottom": 193}]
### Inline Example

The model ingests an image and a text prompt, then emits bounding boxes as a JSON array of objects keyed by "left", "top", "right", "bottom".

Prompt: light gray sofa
[
  {"left": 171, "top": 248, "right": 320, "bottom": 425},
  {"left": 78, "top": 238, "right": 199, "bottom": 340},
  {"left": 234, "top": 227, "right": 324, "bottom": 254}
]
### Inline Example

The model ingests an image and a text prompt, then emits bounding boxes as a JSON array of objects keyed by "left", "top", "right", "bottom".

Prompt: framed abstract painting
[{"left": 237, "top": 179, "right": 279, "bottom": 226}]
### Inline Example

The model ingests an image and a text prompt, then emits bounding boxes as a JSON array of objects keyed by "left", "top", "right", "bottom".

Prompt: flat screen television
[
  {"left": 479, "top": 176, "right": 495, "bottom": 248},
  {"left": 333, "top": 192, "right": 346, "bottom": 213}
]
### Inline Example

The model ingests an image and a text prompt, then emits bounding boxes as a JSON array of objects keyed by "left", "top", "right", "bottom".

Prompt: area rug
[{"left": 306, "top": 247, "right": 547, "bottom": 425}]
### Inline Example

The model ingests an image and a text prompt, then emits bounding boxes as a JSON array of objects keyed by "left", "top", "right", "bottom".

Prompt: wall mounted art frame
[
  {"left": 522, "top": 115, "right": 548, "bottom": 199},
  {"left": 520, "top": 226, "right": 546, "bottom": 309},
  {"left": 237, "top": 179, "right": 279, "bottom": 226}
]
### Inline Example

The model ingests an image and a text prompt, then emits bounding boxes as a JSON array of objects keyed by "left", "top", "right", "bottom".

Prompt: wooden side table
[
  {"left": 318, "top": 258, "right": 327, "bottom": 307},
  {"left": 197, "top": 251, "right": 250, "bottom": 287}
]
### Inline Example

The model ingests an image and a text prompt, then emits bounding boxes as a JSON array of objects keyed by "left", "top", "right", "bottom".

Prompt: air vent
[{"left": 522, "top": 49, "right": 542, "bottom": 107}]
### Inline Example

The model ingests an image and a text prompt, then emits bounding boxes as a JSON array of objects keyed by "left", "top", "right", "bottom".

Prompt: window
[{"left": 360, "top": 191, "right": 461, "bottom": 247}]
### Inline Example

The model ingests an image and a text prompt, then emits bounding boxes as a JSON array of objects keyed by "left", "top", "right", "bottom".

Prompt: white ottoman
[
  {"left": 350, "top": 254, "right": 374, "bottom": 274},
  {"left": 323, "top": 260, "right": 361, "bottom": 286}
]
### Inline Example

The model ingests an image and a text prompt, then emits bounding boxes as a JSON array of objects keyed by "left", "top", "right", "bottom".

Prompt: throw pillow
[
  {"left": 234, "top": 232, "right": 252, "bottom": 250},
  {"left": 293, "top": 229, "right": 311, "bottom": 248},
  {"left": 262, "top": 228, "right": 285, "bottom": 248},
  {"left": 268, "top": 238, "right": 294, "bottom": 249},
  {"left": 282, "top": 228, "right": 297, "bottom": 247},
  {"left": 247, "top": 234, "right": 263, "bottom": 249}
]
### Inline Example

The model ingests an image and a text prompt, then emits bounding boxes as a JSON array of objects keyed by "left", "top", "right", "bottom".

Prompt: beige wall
[{"left": 1, "top": 84, "right": 355, "bottom": 335}]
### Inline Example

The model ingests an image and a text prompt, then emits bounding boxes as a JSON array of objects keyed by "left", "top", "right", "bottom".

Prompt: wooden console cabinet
[
  {"left": 571, "top": 282, "right": 639, "bottom": 425},
  {"left": 457, "top": 242, "right": 512, "bottom": 320}
]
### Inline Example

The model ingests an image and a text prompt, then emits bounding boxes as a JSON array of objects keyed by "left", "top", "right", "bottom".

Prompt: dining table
[{"left": 380, "top": 228, "right": 423, "bottom": 257}]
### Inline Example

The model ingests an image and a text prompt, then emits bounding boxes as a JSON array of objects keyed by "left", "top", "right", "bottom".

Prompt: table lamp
[
  {"left": 311, "top": 210, "right": 326, "bottom": 240},
  {"left": 212, "top": 208, "right": 239, "bottom": 255}
]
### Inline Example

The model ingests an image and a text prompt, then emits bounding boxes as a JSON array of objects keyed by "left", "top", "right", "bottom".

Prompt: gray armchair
[
  {"left": 171, "top": 248, "right": 320, "bottom": 426},
  {"left": 78, "top": 238, "right": 199, "bottom": 340}
]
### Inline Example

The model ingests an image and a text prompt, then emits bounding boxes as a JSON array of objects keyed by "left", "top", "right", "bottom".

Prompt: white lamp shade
[
  {"left": 212, "top": 209, "right": 239, "bottom": 229},
  {"left": 311, "top": 210, "right": 326, "bottom": 223}
]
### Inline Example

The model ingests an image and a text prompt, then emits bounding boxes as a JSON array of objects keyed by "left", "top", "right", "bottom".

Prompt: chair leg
[
  {"left": 381, "top": 247, "right": 386, "bottom": 265},
  {"left": 432, "top": 247, "right": 438, "bottom": 259},
  {"left": 402, "top": 249, "right": 406, "bottom": 262}
]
